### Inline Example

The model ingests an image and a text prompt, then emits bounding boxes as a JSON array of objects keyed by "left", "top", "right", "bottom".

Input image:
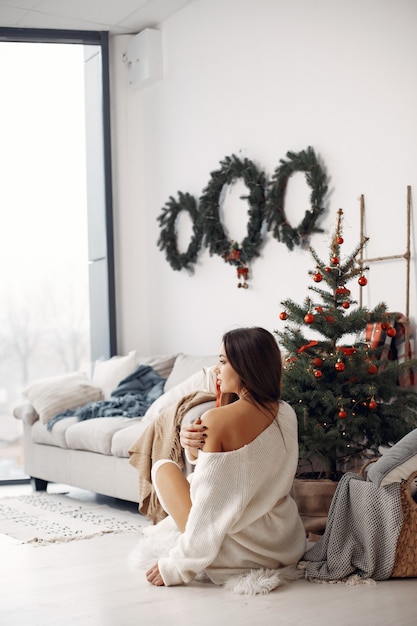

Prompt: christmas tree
[{"left": 276, "top": 209, "right": 417, "bottom": 479}]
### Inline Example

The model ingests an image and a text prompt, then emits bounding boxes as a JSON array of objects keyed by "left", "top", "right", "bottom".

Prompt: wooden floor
[{"left": 0, "top": 484, "right": 416, "bottom": 626}]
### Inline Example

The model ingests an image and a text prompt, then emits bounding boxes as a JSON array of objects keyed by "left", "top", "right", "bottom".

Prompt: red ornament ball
[
  {"left": 279, "top": 311, "right": 288, "bottom": 320},
  {"left": 340, "top": 346, "right": 355, "bottom": 356},
  {"left": 313, "top": 357, "right": 323, "bottom": 367},
  {"left": 337, "top": 236, "right": 344, "bottom": 244},
  {"left": 342, "top": 301, "right": 350, "bottom": 309},
  {"left": 368, "top": 363, "right": 378, "bottom": 375},
  {"left": 338, "top": 409, "right": 347, "bottom": 419},
  {"left": 368, "top": 400, "right": 378, "bottom": 410},
  {"left": 313, "top": 369, "right": 323, "bottom": 378},
  {"left": 304, "top": 313, "right": 315, "bottom": 324},
  {"left": 358, "top": 276, "right": 368, "bottom": 286},
  {"left": 331, "top": 256, "right": 339, "bottom": 265},
  {"left": 387, "top": 326, "right": 397, "bottom": 337},
  {"left": 313, "top": 272, "right": 323, "bottom": 283},
  {"left": 325, "top": 315, "right": 335, "bottom": 323},
  {"left": 335, "top": 360, "right": 345, "bottom": 372},
  {"left": 324, "top": 267, "right": 332, "bottom": 273}
]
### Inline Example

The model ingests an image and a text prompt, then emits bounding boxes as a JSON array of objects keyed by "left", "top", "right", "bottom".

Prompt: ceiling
[{"left": 0, "top": 0, "right": 196, "bottom": 35}]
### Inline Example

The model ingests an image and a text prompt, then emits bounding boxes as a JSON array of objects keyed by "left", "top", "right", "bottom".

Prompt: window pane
[{"left": 0, "top": 42, "right": 91, "bottom": 480}]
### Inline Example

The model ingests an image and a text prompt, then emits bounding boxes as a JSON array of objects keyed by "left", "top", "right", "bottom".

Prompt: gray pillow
[{"left": 366, "top": 428, "right": 417, "bottom": 492}]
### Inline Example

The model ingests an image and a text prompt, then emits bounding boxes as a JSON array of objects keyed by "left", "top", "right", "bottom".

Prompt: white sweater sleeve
[{"left": 158, "top": 452, "right": 246, "bottom": 586}]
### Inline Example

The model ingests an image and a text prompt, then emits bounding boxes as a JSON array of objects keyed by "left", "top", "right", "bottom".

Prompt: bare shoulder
[
  {"left": 201, "top": 404, "right": 234, "bottom": 428},
  {"left": 202, "top": 400, "right": 278, "bottom": 453},
  {"left": 200, "top": 406, "right": 226, "bottom": 431},
  {"left": 199, "top": 405, "right": 233, "bottom": 452}
]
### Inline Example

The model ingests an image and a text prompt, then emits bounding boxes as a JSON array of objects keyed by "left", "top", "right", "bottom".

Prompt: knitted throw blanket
[
  {"left": 128, "top": 390, "right": 215, "bottom": 523},
  {"left": 300, "top": 473, "right": 403, "bottom": 581},
  {"left": 47, "top": 365, "right": 166, "bottom": 431}
]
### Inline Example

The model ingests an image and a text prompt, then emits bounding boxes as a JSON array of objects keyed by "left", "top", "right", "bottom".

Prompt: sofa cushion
[
  {"left": 22, "top": 373, "right": 104, "bottom": 425},
  {"left": 164, "top": 354, "right": 218, "bottom": 391},
  {"left": 111, "top": 421, "right": 149, "bottom": 458},
  {"left": 92, "top": 352, "right": 177, "bottom": 399},
  {"left": 142, "top": 366, "right": 217, "bottom": 425},
  {"left": 31, "top": 416, "right": 79, "bottom": 448},
  {"left": 64, "top": 417, "right": 138, "bottom": 455},
  {"left": 137, "top": 354, "right": 178, "bottom": 380}
]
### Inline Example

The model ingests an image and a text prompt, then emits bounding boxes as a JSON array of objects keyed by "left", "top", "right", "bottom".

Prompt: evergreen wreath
[
  {"left": 265, "top": 146, "right": 328, "bottom": 251},
  {"left": 199, "top": 154, "right": 267, "bottom": 266},
  {"left": 157, "top": 191, "right": 203, "bottom": 272}
]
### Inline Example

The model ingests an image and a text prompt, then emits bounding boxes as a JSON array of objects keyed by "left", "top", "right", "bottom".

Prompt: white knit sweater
[{"left": 158, "top": 400, "right": 306, "bottom": 586}]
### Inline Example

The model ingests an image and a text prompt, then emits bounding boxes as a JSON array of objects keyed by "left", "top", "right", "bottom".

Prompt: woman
[{"left": 145, "top": 327, "right": 306, "bottom": 587}]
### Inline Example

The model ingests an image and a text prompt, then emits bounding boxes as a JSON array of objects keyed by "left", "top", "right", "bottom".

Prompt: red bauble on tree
[
  {"left": 279, "top": 311, "right": 288, "bottom": 320},
  {"left": 304, "top": 313, "right": 315, "bottom": 324}
]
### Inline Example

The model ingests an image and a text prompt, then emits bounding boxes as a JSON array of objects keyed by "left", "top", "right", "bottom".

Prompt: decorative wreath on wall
[
  {"left": 265, "top": 146, "right": 328, "bottom": 250},
  {"left": 156, "top": 147, "right": 328, "bottom": 282},
  {"left": 157, "top": 191, "right": 203, "bottom": 272},
  {"left": 199, "top": 154, "right": 267, "bottom": 267}
]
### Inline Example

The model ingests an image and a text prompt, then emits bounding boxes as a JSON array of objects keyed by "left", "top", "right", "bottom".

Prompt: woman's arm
[{"left": 179, "top": 417, "right": 207, "bottom": 460}]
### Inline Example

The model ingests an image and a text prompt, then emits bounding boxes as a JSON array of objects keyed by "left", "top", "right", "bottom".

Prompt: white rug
[{"left": 0, "top": 492, "right": 145, "bottom": 545}]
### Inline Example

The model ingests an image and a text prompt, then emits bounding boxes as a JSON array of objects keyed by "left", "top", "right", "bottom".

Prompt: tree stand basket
[
  {"left": 391, "top": 470, "right": 417, "bottom": 578},
  {"left": 292, "top": 478, "right": 338, "bottom": 539}
]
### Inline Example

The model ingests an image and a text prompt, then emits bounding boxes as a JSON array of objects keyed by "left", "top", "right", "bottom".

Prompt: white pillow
[
  {"left": 164, "top": 354, "right": 218, "bottom": 391},
  {"left": 22, "top": 372, "right": 103, "bottom": 425},
  {"left": 142, "top": 366, "right": 217, "bottom": 426},
  {"left": 92, "top": 351, "right": 137, "bottom": 399},
  {"left": 136, "top": 354, "right": 178, "bottom": 380}
]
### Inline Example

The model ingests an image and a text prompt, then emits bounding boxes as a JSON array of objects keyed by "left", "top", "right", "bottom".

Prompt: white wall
[{"left": 110, "top": 0, "right": 417, "bottom": 356}]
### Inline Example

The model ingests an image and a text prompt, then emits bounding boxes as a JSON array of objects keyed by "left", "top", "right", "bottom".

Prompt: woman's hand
[
  {"left": 180, "top": 417, "right": 207, "bottom": 452},
  {"left": 146, "top": 563, "right": 165, "bottom": 586}
]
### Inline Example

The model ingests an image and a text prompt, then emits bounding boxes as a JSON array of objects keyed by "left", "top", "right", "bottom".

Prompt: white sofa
[{"left": 14, "top": 352, "right": 218, "bottom": 503}]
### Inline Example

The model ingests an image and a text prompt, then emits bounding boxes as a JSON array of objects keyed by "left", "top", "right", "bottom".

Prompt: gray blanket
[
  {"left": 300, "top": 472, "right": 403, "bottom": 581},
  {"left": 46, "top": 365, "right": 165, "bottom": 431}
]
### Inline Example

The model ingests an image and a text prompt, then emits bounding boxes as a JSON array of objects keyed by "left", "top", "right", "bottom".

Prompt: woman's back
[{"left": 200, "top": 398, "right": 278, "bottom": 453}]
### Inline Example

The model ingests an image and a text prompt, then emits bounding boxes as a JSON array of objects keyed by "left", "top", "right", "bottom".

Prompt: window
[{"left": 0, "top": 28, "right": 116, "bottom": 482}]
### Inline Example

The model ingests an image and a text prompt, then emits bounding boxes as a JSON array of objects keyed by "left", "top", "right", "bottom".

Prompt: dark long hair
[{"left": 221, "top": 327, "right": 282, "bottom": 409}]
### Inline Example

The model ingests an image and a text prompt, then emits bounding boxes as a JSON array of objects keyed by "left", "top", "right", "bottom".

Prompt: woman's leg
[{"left": 151, "top": 460, "right": 192, "bottom": 532}]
